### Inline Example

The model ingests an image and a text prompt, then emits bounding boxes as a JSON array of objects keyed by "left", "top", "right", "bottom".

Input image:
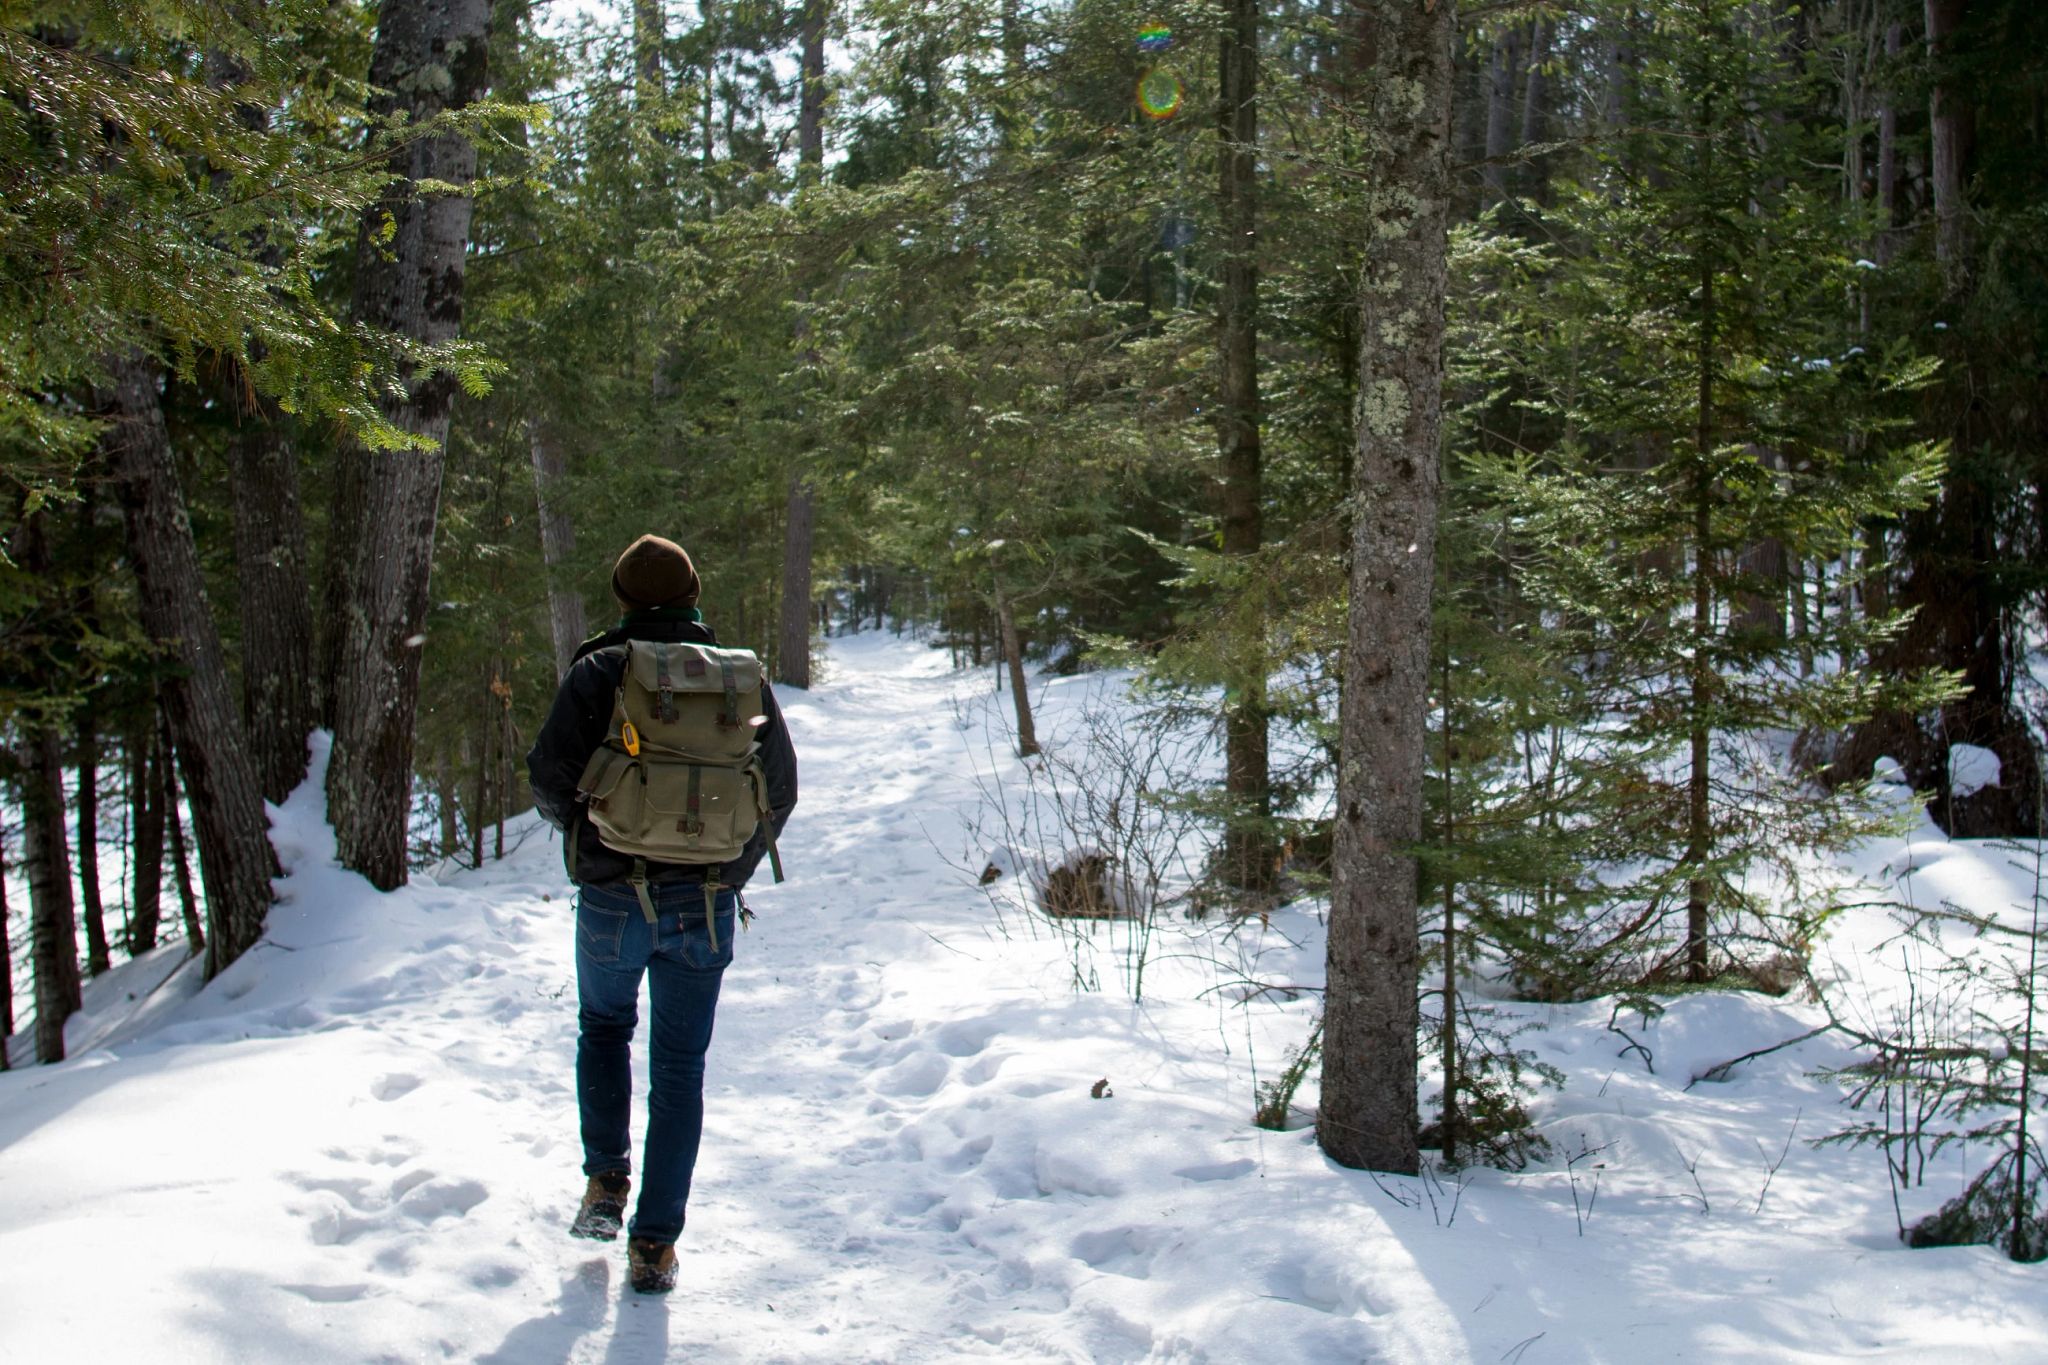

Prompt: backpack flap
[{"left": 620, "top": 641, "right": 764, "bottom": 763}]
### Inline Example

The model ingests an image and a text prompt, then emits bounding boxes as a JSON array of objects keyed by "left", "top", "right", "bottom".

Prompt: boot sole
[{"left": 569, "top": 1208, "right": 626, "bottom": 1241}]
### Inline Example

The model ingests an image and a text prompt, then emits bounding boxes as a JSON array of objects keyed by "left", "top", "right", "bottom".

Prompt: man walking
[{"left": 527, "top": 534, "right": 798, "bottom": 1294}]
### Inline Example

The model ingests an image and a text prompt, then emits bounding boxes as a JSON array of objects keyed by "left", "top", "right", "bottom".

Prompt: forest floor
[{"left": 3, "top": 630, "right": 2045, "bottom": 1363}]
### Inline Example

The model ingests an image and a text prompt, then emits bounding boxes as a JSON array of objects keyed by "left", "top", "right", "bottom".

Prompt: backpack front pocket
[
  {"left": 577, "top": 746, "right": 653, "bottom": 847},
  {"left": 635, "top": 759, "right": 757, "bottom": 862},
  {"left": 579, "top": 745, "right": 757, "bottom": 864}
]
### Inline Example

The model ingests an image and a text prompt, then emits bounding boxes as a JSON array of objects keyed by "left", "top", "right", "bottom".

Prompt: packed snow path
[{"left": 4, "top": 632, "right": 2046, "bottom": 1363}]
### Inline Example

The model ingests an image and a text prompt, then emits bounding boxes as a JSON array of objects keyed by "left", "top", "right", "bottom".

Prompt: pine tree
[
  {"left": 1465, "top": 0, "right": 1951, "bottom": 985},
  {"left": 1318, "top": 0, "right": 1458, "bottom": 1178}
]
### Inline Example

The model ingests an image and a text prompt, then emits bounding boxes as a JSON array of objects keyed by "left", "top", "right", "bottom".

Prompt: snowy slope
[{"left": 2, "top": 631, "right": 2044, "bottom": 1364}]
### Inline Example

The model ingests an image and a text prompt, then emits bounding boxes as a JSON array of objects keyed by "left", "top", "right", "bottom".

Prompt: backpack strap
[
  {"left": 718, "top": 653, "right": 740, "bottom": 729},
  {"left": 680, "top": 763, "right": 703, "bottom": 836},
  {"left": 652, "top": 642, "right": 678, "bottom": 723},
  {"left": 702, "top": 875, "right": 723, "bottom": 954},
  {"left": 628, "top": 857, "right": 658, "bottom": 924},
  {"left": 748, "top": 756, "right": 785, "bottom": 884}
]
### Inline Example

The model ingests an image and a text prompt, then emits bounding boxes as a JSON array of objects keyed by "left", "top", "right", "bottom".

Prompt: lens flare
[
  {"left": 1137, "top": 68, "right": 1182, "bottom": 120},
  {"left": 1137, "top": 24, "right": 1172, "bottom": 52}
]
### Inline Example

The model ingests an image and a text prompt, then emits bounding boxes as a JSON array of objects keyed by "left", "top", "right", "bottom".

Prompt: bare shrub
[{"left": 958, "top": 686, "right": 1209, "bottom": 997}]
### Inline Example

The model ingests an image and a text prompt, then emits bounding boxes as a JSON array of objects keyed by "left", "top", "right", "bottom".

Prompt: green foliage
[
  {"left": 0, "top": 0, "right": 525, "bottom": 506},
  {"left": 1442, "top": 0, "right": 1956, "bottom": 988}
]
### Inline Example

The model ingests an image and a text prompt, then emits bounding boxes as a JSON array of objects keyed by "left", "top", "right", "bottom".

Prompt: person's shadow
[
  {"left": 602, "top": 1289, "right": 671, "bottom": 1365},
  {"left": 477, "top": 1257, "right": 614, "bottom": 1364},
  {"left": 476, "top": 1256, "right": 674, "bottom": 1365}
]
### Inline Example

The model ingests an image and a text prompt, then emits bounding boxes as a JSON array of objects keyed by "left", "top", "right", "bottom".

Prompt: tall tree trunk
[
  {"left": 1876, "top": 21, "right": 1902, "bottom": 264},
  {"left": 226, "top": 409, "right": 315, "bottom": 804},
  {"left": 207, "top": 48, "right": 317, "bottom": 805},
  {"left": 23, "top": 727, "right": 83, "bottom": 1064},
  {"left": 1438, "top": 637, "right": 1458, "bottom": 1165},
  {"left": 777, "top": 474, "right": 816, "bottom": 686},
  {"left": 75, "top": 714, "right": 109, "bottom": 978},
  {"left": 72, "top": 484, "right": 109, "bottom": 978},
  {"left": 162, "top": 722, "right": 205, "bottom": 956},
  {"left": 1734, "top": 445, "right": 1787, "bottom": 642},
  {"left": 1518, "top": 19, "right": 1549, "bottom": 201},
  {"left": 128, "top": 719, "right": 165, "bottom": 956},
  {"left": 1684, "top": 75, "right": 1722, "bottom": 988},
  {"left": 0, "top": 826, "right": 14, "bottom": 1068},
  {"left": 1924, "top": 0, "right": 1973, "bottom": 285},
  {"left": 470, "top": 722, "right": 488, "bottom": 871},
  {"left": 1319, "top": 0, "right": 1454, "bottom": 1178},
  {"left": 1480, "top": 27, "right": 1520, "bottom": 210},
  {"left": 99, "top": 350, "right": 277, "bottom": 978},
  {"left": 326, "top": 0, "right": 493, "bottom": 890},
  {"left": 436, "top": 747, "right": 460, "bottom": 859},
  {"left": 776, "top": 0, "right": 827, "bottom": 689},
  {"left": 992, "top": 571, "right": 1039, "bottom": 758},
  {"left": 634, "top": 0, "right": 664, "bottom": 103},
  {"left": 1217, "top": 0, "right": 1271, "bottom": 891},
  {"left": 528, "top": 421, "right": 587, "bottom": 681}
]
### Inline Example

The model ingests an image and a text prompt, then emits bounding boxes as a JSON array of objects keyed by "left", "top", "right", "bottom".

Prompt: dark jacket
[{"left": 525, "top": 608, "right": 798, "bottom": 888}]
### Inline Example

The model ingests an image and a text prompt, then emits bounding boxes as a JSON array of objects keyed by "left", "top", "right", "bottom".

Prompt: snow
[
  {"left": 4, "top": 632, "right": 2047, "bottom": 1363},
  {"left": 1949, "top": 742, "right": 2002, "bottom": 799}
]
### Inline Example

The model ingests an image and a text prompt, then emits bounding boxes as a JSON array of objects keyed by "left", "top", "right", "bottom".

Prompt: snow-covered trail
[
  {"left": 5, "top": 631, "right": 2047, "bottom": 1363},
  {"left": 0, "top": 634, "right": 1455, "bottom": 1363}
]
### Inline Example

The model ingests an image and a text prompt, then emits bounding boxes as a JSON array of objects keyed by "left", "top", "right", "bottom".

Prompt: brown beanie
[{"left": 611, "top": 534, "right": 702, "bottom": 610}]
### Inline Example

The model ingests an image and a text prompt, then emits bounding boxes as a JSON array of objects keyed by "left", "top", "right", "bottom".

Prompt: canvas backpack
[{"left": 573, "top": 639, "right": 783, "bottom": 941}]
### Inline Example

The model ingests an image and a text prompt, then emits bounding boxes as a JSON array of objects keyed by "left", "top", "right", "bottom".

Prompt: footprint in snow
[
  {"left": 873, "top": 1052, "right": 950, "bottom": 1097},
  {"left": 399, "top": 1176, "right": 490, "bottom": 1223},
  {"left": 278, "top": 1282, "right": 374, "bottom": 1303},
  {"left": 1171, "top": 1158, "right": 1257, "bottom": 1183},
  {"left": 370, "top": 1073, "right": 422, "bottom": 1102},
  {"left": 930, "top": 1018, "right": 1002, "bottom": 1058}
]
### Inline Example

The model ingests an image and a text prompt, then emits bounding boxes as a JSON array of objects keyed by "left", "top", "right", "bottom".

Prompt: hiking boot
[
  {"left": 569, "top": 1173, "right": 631, "bottom": 1241},
  {"left": 628, "top": 1237, "right": 678, "bottom": 1294}
]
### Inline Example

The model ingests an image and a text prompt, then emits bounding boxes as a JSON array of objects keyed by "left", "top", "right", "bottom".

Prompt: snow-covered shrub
[{"left": 1819, "top": 832, "right": 2048, "bottom": 1261}]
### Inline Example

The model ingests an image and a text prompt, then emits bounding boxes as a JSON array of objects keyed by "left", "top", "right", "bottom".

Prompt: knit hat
[{"left": 611, "top": 534, "right": 702, "bottom": 610}]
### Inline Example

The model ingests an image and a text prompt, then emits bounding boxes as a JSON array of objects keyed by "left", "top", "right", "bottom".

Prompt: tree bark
[
  {"left": 1924, "top": 0, "right": 1973, "bottom": 285},
  {"left": 99, "top": 349, "right": 277, "bottom": 978},
  {"left": 226, "top": 407, "right": 315, "bottom": 805},
  {"left": 1876, "top": 21, "right": 1901, "bottom": 264},
  {"left": 1518, "top": 19, "right": 1549, "bottom": 201},
  {"left": 23, "top": 727, "right": 82, "bottom": 1064},
  {"left": 777, "top": 474, "right": 816, "bottom": 687},
  {"left": 162, "top": 723, "right": 205, "bottom": 956},
  {"left": 70, "top": 488, "right": 110, "bottom": 978},
  {"left": 528, "top": 421, "right": 587, "bottom": 681},
  {"left": 128, "top": 718, "right": 165, "bottom": 956},
  {"left": 75, "top": 714, "right": 109, "bottom": 977},
  {"left": 0, "top": 825, "right": 14, "bottom": 1067},
  {"left": 992, "top": 572, "right": 1039, "bottom": 758},
  {"left": 776, "top": 0, "right": 828, "bottom": 690},
  {"left": 1217, "top": 0, "right": 1270, "bottom": 891},
  {"left": 207, "top": 47, "right": 317, "bottom": 806},
  {"left": 435, "top": 747, "right": 458, "bottom": 859},
  {"left": 1319, "top": 0, "right": 1454, "bottom": 1177},
  {"left": 326, "top": 0, "right": 493, "bottom": 890},
  {"left": 1480, "top": 27, "right": 1520, "bottom": 210}
]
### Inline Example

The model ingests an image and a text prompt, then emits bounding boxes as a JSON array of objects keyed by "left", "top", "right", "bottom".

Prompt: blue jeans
[{"left": 575, "top": 879, "right": 736, "bottom": 1245}]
